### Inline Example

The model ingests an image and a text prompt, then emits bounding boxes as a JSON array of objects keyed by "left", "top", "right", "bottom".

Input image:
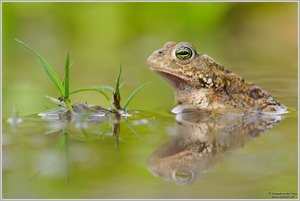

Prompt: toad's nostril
[{"left": 158, "top": 51, "right": 163, "bottom": 54}]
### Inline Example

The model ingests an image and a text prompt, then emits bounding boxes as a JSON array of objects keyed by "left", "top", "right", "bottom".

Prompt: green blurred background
[
  {"left": 2, "top": 2, "right": 298, "bottom": 116},
  {"left": 2, "top": 2, "right": 298, "bottom": 199}
]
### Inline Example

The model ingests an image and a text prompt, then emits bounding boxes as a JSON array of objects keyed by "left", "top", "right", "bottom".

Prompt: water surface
[{"left": 2, "top": 106, "right": 298, "bottom": 199}]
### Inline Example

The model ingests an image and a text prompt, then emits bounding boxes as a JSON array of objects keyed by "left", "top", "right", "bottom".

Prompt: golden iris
[{"left": 175, "top": 46, "right": 193, "bottom": 60}]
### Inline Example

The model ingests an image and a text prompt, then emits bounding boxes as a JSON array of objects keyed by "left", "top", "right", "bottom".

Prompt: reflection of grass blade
[
  {"left": 125, "top": 119, "right": 141, "bottom": 137},
  {"left": 70, "top": 88, "right": 110, "bottom": 101},
  {"left": 6, "top": 105, "right": 23, "bottom": 134},
  {"left": 55, "top": 130, "right": 71, "bottom": 187},
  {"left": 62, "top": 130, "right": 70, "bottom": 187},
  {"left": 15, "top": 39, "right": 65, "bottom": 97},
  {"left": 16, "top": 154, "right": 55, "bottom": 190},
  {"left": 113, "top": 120, "right": 121, "bottom": 156},
  {"left": 123, "top": 82, "right": 151, "bottom": 110}
]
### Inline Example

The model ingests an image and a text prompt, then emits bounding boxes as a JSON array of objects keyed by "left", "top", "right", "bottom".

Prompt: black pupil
[{"left": 178, "top": 50, "right": 189, "bottom": 55}]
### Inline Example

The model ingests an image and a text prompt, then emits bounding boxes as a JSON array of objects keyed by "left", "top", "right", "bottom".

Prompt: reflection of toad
[
  {"left": 147, "top": 109, "right": 283, "bottom": 185},
  {"left": 147, "top": 42, "right": 287, "bottom": 114}
]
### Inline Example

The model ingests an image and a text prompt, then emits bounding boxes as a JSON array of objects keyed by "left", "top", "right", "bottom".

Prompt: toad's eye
[{"left": 175, "top": 46, "right": 194, "bottom": 60}]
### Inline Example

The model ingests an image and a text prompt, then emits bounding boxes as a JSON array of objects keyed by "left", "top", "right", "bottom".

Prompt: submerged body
[{"left": 147, "top": 42, "right": 287, "bottom": 115}]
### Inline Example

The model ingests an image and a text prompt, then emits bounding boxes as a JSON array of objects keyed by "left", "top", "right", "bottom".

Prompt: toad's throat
[{"left": 156, "top": 71, "right": 193, "bottom": 91}]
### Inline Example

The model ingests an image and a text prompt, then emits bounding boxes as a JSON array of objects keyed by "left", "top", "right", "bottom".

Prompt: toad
[{"left": 147, "top": 42, "right": 287, "bottom": 115}]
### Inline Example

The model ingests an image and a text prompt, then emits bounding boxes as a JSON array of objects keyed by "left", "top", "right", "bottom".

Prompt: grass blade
[
  {"left": 15, "top": 39, "right": 65, "bottom": 97},
  {"left": 65, "top": 98, "right": 73, "bottom": 112},
  {"left": 113, "top": 65, "right": 123, "bottom": 110},
  {"left": 70, "top": 88, "right": 110, "bottom": 101},
  {"left": 119, "top": 82, "right": 126, "bottom": 89},
  {"left": 115, "top": 64, "right": 122, "bottom": 101},
  {"left": 122, "top": 82, "right": 151, "bottom": 110},
  {"left": 62, "top": 64, "right": 72, "bottom": 88},
  {"left": 92, "top": 85, "right": 115, "bottom": 93},
  {"left": 63, "top": 52, "right": 73, "bottom": 111},
  {"left": 44, "top": 95, "right": 66, "bottom": 106},
  {"left": 64, "top": 52, "right": 71, "bottom": 99}
]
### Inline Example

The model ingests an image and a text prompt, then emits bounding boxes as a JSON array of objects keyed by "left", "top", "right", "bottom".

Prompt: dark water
[{"left": 2, "top": 105, "right": 298, "bottom": 199}]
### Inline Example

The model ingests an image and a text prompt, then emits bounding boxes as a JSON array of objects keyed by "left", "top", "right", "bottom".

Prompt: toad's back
[{"left": 147, "top": 42, "right": 287, "bottom": 115}]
